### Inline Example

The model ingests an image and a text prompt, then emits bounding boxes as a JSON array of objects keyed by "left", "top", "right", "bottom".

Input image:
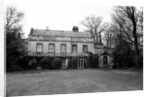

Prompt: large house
[{"left": 27, "top": 26, "right": 113, "bottom": 69}]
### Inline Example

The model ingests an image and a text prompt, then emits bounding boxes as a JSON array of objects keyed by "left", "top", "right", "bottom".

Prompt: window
[
  {"left": 49, "top": 43, "right": 55, "bottom": 54},
  {"left": 83, "top": 45, "right": 88, "bottom": 53},
  {"left": 72, "top": 44, "right": 77, "bottom": 53},
  {"left": 61, "top": 44, "right": 66, "bottom": 53},
  {"left": 36, "top": 43, "right": 43, "bottom": 53}
]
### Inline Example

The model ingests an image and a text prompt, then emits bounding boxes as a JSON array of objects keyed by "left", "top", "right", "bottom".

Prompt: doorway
[
  {"left": 103, "top": 56, "right": 108, "bottom": 66},
  {"left": 78, "top": 58, "right": 86, "bottom": 69}
]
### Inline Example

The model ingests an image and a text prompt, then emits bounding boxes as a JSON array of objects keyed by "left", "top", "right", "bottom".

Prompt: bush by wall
[
  {"left": 40, "top": 57, "right": 54, "bottom": 69},
  {"left": 112, "top": 41, "right": 137, "bottom": 69},
  {"left": 87, "top": 52, "right": 99, "bottom": 68},
  {"left": 51, "top": 58, "right": 62, "bottom": 69},
  {"left": 68, "top": 57, "right": 78, "bottom": 69}
]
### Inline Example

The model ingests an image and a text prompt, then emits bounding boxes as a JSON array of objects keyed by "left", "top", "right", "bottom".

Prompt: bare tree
[
  {"left": 136, "top": 7, "right": 143, "bottom": 47},
  {"left": 81, "top": 15, "right": 106, "bottom": 44},
  {"left": 110, "top": 6, "right": 143, "bottom": 67},
  {"left": 103, "top": 24, "right": 118, "bottom": 48},
  {"left": 5, "top": 6, "right": 25, "bottom": 71},
  {"left": 6, "top": 6, "right": 24, "bottom": 31}
]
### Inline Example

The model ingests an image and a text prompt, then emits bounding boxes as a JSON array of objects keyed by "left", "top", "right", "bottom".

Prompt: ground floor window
[{"left": 77, "top": 58, "right": 86, "bottom": 69}]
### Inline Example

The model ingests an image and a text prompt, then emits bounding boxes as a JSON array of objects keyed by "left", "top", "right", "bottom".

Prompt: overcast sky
[
  {"left": 5, "top": 0, "right": 143, "bottom": 38},
  {"left": 5, "top": 0, "right": 115, "bottom": 37}
]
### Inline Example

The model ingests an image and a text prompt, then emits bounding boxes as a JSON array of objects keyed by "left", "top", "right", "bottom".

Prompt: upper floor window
[
  {"left": 36, "top": 43, "right": 43, "bottom": 53},
  {"left": 83, "top": 45, "right": 88, "bottom": 53},
  {"left": 72, "top": 44, "right": 77, "bottom": 53},
  {"left": 49, "top": 43, "right": 55, "bottom": 53},
  {"left": 61, "top": 44, "right": 66, "bottom": 53}
]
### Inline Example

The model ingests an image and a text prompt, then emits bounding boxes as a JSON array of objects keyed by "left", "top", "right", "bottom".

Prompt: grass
[{"left": 6, "top": 69, "right": 143, "bottom": 96}]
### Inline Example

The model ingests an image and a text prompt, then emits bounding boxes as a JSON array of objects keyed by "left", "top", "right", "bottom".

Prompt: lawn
[{"left": 6, "top": 69, "right": 143, "bottom": 96}]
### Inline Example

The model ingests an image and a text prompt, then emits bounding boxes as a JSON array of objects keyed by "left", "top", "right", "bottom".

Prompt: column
[
  {"left": 81, "top": 58, "right": 83, "bottom": 68},
  {"left": 78, "top": 58, "right": 80, "bottom": 69},
  {"left": 77, "top": 58, "right": 79, "bottom": 69},
  {"left": 84, "top": 58, "right": 86, "bottom": 68},
  {"left": 98, "top": 57, "right": 102, "bottom": 68},
  {"left": 65, "top": 58, "right": 69, "bottom": 68},
  {"left": 79, "top": 58, "right": 81, "bottom": 69}
]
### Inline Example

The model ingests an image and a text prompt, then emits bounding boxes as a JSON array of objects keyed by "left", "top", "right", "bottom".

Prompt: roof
[
  {"left": 30, "top": 28, "right": 92, "bottom": 38},
  {"left": 100, "top": 51, "right": 110, "bottom": 56}
]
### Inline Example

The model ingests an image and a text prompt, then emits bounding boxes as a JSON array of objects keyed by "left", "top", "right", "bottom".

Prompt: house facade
[{"left": 27, "top": 26, "right": 113, "bottom": 69}]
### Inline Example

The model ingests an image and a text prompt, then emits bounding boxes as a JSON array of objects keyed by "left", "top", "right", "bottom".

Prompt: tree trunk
[
  {"left": 99, "top": 34, "right": 102, "bottom": 44},
  {"left": 132, "top": 20, "right": 140, "bottom": 67}
]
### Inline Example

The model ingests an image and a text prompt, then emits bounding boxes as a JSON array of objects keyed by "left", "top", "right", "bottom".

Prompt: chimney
[
  {"left": 30, "top": 28, "right": 34, "bottom": 34},
  {"left": 72, "top": 26, "right": 79, "bottom": 32},
  {"left": 46, "top": 27, "right": 49, "bottom": 31}
]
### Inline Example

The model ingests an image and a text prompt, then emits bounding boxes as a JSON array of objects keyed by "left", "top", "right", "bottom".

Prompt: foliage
[
  {"left": 68, "top": 57, "right": 78, "bottom": 69},
  {"left": 6, "top": 6, "right": 26, "bottom": 72},
  {"left": 26, "top": 58, "right": 35, "bottom": 69},
  {"left": 40, "top": 57, "right": 54, "bottom": 69},
  {"left": 81, "top": 15, "right": 107, "bottom": 44},
  {"left": 52, "top": 58, "right": 62, "bottom": 69},
  {"left": 15, "top": 56, "right": 31, "bottom": 70},
  {"left": 112, "top": 40, "right": 136, "bottom": 69},
  {"left": 104, "top": 6, "right": 143, "bottom": 47},
  {"left": 103, "top": 24, "right": 118, "bottom": 48},
  {"left": 103, "top": 6, "right": 143, "bottom": 68},
  {"left": 87, "top": 52, "right": 99, "bottom": 68}
]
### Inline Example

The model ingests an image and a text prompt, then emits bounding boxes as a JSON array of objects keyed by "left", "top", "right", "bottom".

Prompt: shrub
[
  {"left": 40, "top": 57, "right": 54, "bottom": 69},
  {"left": 17, "top": 56, "right": 31, "bottom": 70},
  {"left": 9, "top": 56, "right": 31, "bottom": 71},
  {"left": 87, "top": 52, "right": 99, "bottom": 68},
  {"left": 68, "top": 57, "right": 78, "bottom": 69},
  {"left": 52, "top": 58, "right": 62, "bottom": 69},
  {"left": 112, "top": 41, "right": 137, "bottom": 69},
  {"left": 27, "top": 57, "right": 44, "bottom": 70}
]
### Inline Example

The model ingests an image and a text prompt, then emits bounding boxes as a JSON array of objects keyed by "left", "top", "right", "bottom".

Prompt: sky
[
  {"left": 5, "top": 0, "right": 144, "bottom": 38},
  {"left": 5, "top": 0, "right": 115, "bottom": 38}
]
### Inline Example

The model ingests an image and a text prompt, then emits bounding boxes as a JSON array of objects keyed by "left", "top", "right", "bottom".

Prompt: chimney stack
[
  {"left": 46, "top": 27, "right": 49, "bottom": 31},
  {"left": 72, "top": 26, "right": 79, "bottom": 32},
  {"left": 30, "top": 28, "right": 34, "bottom": 34}
]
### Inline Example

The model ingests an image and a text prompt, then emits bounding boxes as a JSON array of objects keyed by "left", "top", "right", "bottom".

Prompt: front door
[{"left": 103, "top": 56, "right": 108, "bottom": 66}]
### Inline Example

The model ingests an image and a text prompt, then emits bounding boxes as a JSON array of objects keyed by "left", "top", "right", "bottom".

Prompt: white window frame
[
  {"left": 61, "top": 44, "right": 67, "bottom": 53},
  {"left": 49, "top": 43, "right": 55, "bottom": 54},
  {"left": 36, "top": 43, "right": 43, "bottom": 53},
  {"left": 72, "top": 44, "right": 77, "bottom": 53},
  {"left": 83, "top": 45, "right": 88, "bottom": 53}
]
